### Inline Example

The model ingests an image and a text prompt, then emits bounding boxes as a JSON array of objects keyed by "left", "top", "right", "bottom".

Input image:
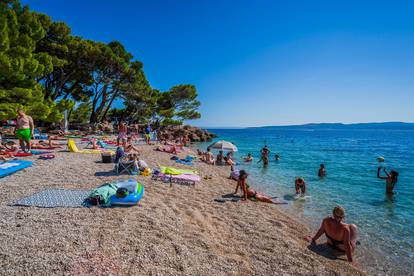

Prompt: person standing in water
[
  {"left": 318, "top": 164, "right": 327, "bottom": 177},
  {"left": 295, "top": 177, "right": 306, "bottom": 195},
  {"left": 15, "top": 109, "right": 34, "bottom": 152},
  {"left": 305, "top": 206, "right": 358, "bottom": 265},
  {"left": 377, "top": 167, "right": 398, "bottom": 194},
  {"left": 259, "top": 145, "right": 270, "bottom": 166}
]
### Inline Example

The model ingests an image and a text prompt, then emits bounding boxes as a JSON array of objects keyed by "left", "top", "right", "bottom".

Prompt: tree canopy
[{"left": 0, "top": 0, "right": 201, "bottom": 126}]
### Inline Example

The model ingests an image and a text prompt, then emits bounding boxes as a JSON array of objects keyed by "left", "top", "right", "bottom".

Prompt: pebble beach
[{"left": 0, "top": 140, "right": 363, "bottom": 275}]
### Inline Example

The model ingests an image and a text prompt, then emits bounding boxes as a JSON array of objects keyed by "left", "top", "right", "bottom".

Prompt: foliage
[
  {"left": 0, "top": 1, "right": 59, "bottom": 121},
  {"left": 69, "top": 102, "right": 90, "bottom": 124},
  {"left": 1, "top": 0, "right": 202, "bottom": 126}
]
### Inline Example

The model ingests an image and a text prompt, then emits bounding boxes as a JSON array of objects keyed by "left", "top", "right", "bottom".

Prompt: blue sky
[{"left": 23, "top": 0, "right": 414, "bottom": 127}]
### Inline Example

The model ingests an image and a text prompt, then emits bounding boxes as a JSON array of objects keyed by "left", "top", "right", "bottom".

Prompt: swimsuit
[
  {"left": 325, "top": 233, "right": 345, "bottom": 251},
  {"left": 16, "top": 128, "right": 31, "bottom": 141}
]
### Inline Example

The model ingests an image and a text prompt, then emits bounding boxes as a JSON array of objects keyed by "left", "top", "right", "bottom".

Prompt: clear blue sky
[{"left": 23, "top": 0, "right": 414, "bottom": 127}]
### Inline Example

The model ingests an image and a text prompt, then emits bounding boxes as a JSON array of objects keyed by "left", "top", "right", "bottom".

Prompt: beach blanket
[
  {"left": 30, "top": 150, "right": 53, "bottom": 155},
  {"left": 0, "top": 160, "right": 32, "bottom": 178},
  {"left": 160, "top": 166, "right": 197, "bottom": 175},
  {"left": 152, "top": 172, "right": 201, "bottom": 185},
  {"left": 13, "top": 189, "right": 90, "bottom": 208},
  {"left": 68, "top": 139, "right": 113, "bottom": 154}
]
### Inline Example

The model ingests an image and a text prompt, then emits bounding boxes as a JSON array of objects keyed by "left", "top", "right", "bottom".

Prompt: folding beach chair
[{"left": 115, "top": 155, "right": 135, "bottom": 175}]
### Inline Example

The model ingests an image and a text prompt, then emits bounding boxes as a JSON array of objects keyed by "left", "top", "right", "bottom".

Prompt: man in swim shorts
[
  {"left": 15, "top": 109, "right": 34, "bottom": 152},
  {"left": 145, "top": 124, "right": 151, "bottom": 145}
]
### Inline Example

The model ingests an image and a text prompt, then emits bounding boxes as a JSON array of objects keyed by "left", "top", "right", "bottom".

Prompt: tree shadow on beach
[{"left": 308, "top": 242, "right": 346, "bottom": 261}]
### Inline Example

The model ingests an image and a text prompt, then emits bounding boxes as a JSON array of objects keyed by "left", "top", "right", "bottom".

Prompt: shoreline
[{"left": 0, "top": 140, "right": 363, "bottom": 275}]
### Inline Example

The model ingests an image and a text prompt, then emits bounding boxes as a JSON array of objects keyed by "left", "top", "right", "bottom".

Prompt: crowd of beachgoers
[{"left": 0, "top": 109, "right": 366, "bottom": 274}]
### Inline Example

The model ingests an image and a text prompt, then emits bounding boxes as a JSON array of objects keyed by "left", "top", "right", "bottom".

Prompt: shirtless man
[
  {"left": 306, "top": 206, "right": 358, "bottom": 264},
  {"left": 15, "top": 109, "right": 34, "bottom": 152}
]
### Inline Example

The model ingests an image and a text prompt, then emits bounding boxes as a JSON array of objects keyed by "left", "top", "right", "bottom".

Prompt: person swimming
[
  {"left": 244, "top": 153, "right": 253, "bottom": 162},
  {"left": 305, "top": 206, "right": 358, "bottom": 265},
  {"left": 295, "top": 177, "right": 306, "bottom": 195},
  {"left": 318, "top": 164, "right": 326, "bottom": 177},
  {"left": 234, "top": 170, "right": 286, "bottom": 204},
  {"left": 275, "top": 154, "right": 280, "bottom": 161},
  {"left": 377, "top": 167, "right": 398, "bottom": 194}
]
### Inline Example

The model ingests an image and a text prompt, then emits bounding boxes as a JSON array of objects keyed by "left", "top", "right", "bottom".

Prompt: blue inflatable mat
[{"left": 0, "top": 160, "right": 33, "bottom": 178}]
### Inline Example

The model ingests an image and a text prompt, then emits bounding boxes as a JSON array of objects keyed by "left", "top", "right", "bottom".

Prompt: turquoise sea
[{"left": 199, "top": 128, "right": 414, "bottom": 275}]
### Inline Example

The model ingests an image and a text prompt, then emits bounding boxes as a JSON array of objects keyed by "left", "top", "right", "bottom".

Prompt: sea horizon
[{"left": 196, "top": 127, "right": 414, "bottom": 275}]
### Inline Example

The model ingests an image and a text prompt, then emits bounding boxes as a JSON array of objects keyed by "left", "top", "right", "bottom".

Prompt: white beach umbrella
[{"left": 208, "top": 140, "right": 238, "bottom": 152}]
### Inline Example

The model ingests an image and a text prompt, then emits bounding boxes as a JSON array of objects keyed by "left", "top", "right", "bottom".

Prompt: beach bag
[{"left": 114, "top": 147, "right": 125, "bottom": 163}]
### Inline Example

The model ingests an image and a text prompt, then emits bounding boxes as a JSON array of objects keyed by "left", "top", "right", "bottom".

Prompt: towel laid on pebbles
[{"left": 13, "top": 189, "right": 90, "bottom": 208}]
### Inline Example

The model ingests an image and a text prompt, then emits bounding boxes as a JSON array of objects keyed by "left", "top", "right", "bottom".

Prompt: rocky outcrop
[{"left": 159, "top": 125, "right": 216, "bottom": 142}]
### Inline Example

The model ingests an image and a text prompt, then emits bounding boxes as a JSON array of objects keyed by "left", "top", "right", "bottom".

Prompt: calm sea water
[{"left": 199, "top": 128, "right": 414, "bottom": 275}]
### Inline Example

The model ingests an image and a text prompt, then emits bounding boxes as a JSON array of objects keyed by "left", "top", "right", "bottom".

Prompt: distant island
[{"left": 250, "top": 122, "right": 414, "bottom": 130}]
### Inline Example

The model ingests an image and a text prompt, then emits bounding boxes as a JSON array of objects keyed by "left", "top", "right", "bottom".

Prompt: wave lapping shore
[{"left": 0, "top": 141, "right": 362, "bottom": 275}]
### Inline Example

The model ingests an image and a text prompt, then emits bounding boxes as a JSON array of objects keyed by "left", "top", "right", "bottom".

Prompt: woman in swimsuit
[
  {"left": 306, "top": 206, "right": 358, "bottom": 264},
  {"left": 234, "top": 170, "right": 286, "bottom": 204},
  {"left": 377, "top": 167, "right": 398, "bottom": 194},
  {"left": 295, "top": 177, "right": 306, "bottom": 195}
]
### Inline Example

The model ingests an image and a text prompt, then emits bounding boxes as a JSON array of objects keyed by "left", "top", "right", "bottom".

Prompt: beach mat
[
  {"left": 13, "top": 189, "right": 90, "bottom": 208},
  {"left": 0, "top": 160, "right": 33, "bottom": 178}
]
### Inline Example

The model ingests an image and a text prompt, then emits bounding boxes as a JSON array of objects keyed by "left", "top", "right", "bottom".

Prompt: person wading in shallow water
[
  {"left": 377, "top": 167, "right": 398, "bottom": 195},
  {"left": 305, "top": 206, "right": 358, "bottom": 266},
  {"left": 258, "top": 145, "right": 270, "bottom": 167}
]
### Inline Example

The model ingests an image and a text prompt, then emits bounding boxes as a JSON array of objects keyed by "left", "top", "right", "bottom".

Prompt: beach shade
[{"left": 208, "top": 140, "right": 238, "bottom": 152}]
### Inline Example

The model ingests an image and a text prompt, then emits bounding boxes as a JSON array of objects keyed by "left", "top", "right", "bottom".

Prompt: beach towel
[
  {"left": 175, "top": 159, "right": 193, "bottom": 166},
  {"left": 13, "top": 189, "right": 90, "bottom": 208},
  {"left": 68, "top": 139, "right": 113, "bottom": 154},
  {"left": 7, "top": 151, "right": 32, "bottom": 157},
  {"left": 0, "top": 160, "right": 32, "bottom": 178},
  {"left": 152, "top": 172, "right": 200, "bottom": 185},
  {"left": 84, "top": 183, "right": 118, "bottom": 207},
  {"left": 160, "top": 166, "right": 197, "bottom": 175},
  {"left": 30, "top": 150, "right": 52, "bottom": 155}
]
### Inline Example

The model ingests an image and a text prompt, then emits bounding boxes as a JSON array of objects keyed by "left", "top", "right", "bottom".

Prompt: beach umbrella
[{"left": 208, "top": 140, "right": 238, "bottom": 152}]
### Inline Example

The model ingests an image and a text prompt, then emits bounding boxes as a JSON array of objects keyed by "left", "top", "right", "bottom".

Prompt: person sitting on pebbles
[
  {"left": 305, "top": 206, "right": 358, "bottom": 265},
  {"left": 234, "top": 170, "right": 286, "bottom": 204}
]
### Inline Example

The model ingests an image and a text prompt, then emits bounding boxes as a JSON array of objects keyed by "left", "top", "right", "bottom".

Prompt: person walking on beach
[
  {"left": 305, "top": 206, "right": 358, "bottom": 265},
  {"left": 145, "top": 124, "right": 151, "bottom": 144},
  {"left": 318, "top": 164, "right": 327, "bottom": 177},
  {"left": 258, "top": 145, "right": 270, "bottom": 166},
  {"left": 377, "top": 167, "right": 398, "bottom": 194},
  {"left": 295, "top": 177, "right": 306, "bottom": 195},
  {"left": 15, "top": 109, "right": 34, "bottom": 152},
  {"left": 117, "top": 120, "right": 127, "bottom": 146}
]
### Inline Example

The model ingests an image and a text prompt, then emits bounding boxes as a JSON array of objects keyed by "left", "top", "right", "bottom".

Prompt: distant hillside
[{"left": 252, "top": 122, "right": 414, "bottom": 130}]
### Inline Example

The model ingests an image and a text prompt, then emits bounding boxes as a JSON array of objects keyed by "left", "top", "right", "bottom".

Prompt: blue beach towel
[
  {"left": 0, "top": 160, "right": 33, "bottom": 178},
  {"left": 30, "top": 150, "right": 53, "bottom": 155}
]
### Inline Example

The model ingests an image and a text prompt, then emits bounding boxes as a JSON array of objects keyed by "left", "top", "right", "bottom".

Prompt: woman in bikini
[
  {"left": 234, "top": 170, "right": 286, "bottom": 204},
  {"left": 306, "top": 206, "right": 358, "bottom": 265},
  {"left": 377, "top": 167, "right": 398, "bottom": 194}
]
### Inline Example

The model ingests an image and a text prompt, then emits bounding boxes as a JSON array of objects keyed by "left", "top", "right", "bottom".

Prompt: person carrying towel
[{"left": 15, "top": 109, "right": 34, "bottom": 152}]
